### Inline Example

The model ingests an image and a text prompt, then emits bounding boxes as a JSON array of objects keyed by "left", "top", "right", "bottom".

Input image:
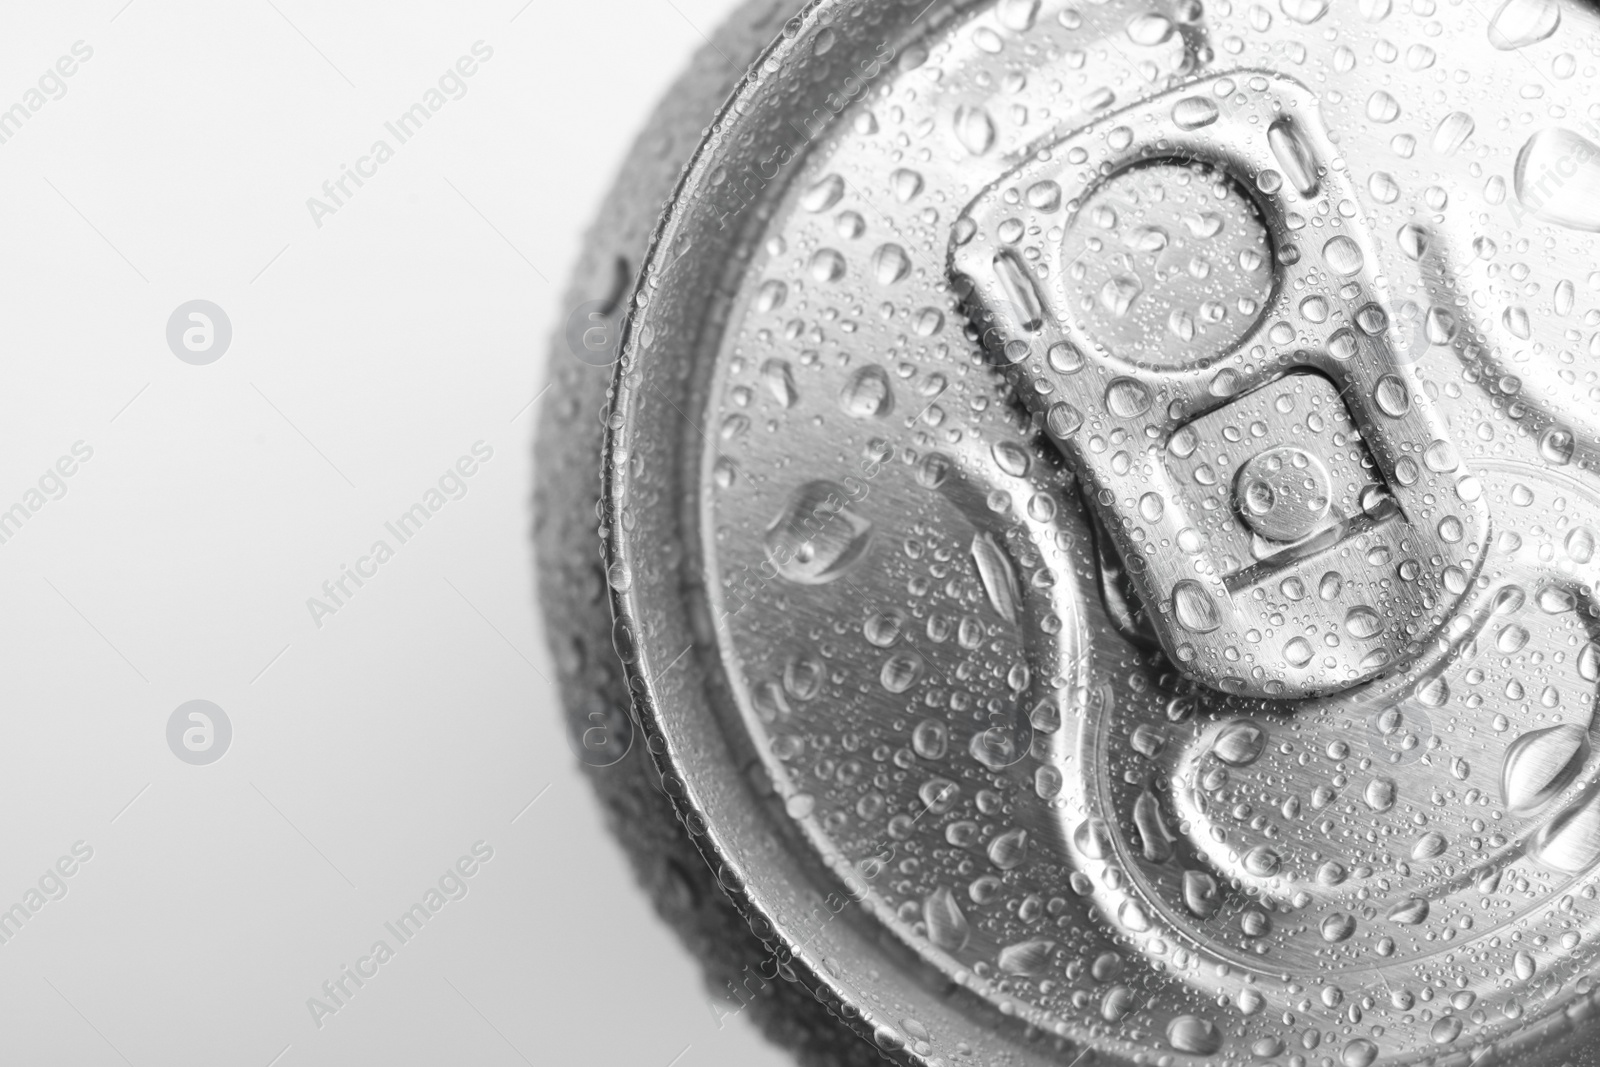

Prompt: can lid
[{"left": 607, "top": 0, "right": 1600, "bottom": 1062}]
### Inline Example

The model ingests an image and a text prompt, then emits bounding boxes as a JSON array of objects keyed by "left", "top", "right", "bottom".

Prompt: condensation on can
[{"left": 541, "top": 0, "right": 1600, "bottom": 1063}]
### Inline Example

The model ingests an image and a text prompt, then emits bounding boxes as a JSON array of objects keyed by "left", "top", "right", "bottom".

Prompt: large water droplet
[
  {"left": 872, "top": 243, "right": 912, "bottom": 285},
  {"left": 880, "top": 652, "right": 924, "bottom": 693},
  {"left": 762, "top": 358, "right": 798, "bottom": 407},
  {"left": 840, "top": 365, "right": 895, "bottom": 418},
  {"left": 1373, "top": 374, "right": 1410, "bottom": 417},
  {"left": 809, "top": 247, "right": 846, "bottom": 282},
  {"left": 1387, "top": 896, "right": 1430, "bottom": 924},
  {"left": 1323, "top": 235, "right": 1365, "bottom": 275},
  {"left": 997, "top": 938, "right": 1055, "bottom": 976},
  {"left": 924, "top": 886, "right": 970, "bottom": 951},
  {"left": 1173, "top": 580, "right": 1221, "bottom": 633},
  {"left": 1488, "top": 0, "right": 1560, "bottom": 49},
  {"left": 1167, "top": 1015, "right": 1223, "bottom": 1055},
  {"left": 954, "top": 105, "right": 996, "bottom": 155},
  {"left": 1530, "top": 783, "right": 1600, "bottom": 872},
  {"left": 1183, "top": 870, "right": 1221, "bottom": 917},
  {"left": 1412, "top": 831, "right": 1448, "bottom": 860},
  {"left": 1268, "top": 119, "right": 1320, "bottom": 196},
  {"left": 1502, "top": 723, "right": 1590, "bottom": 815},
  {"left": 1514, "top": 129, "right": 1600, "bottom": 232},
  {"left": 987, "top": 827, "right": 1029, "bottom": 870},
  {"left": 1172, "top": 95, "right": 1219, "bottom": 130},
  {"left": 763, "top": 481, "right": 874, "bottom": 584},
  {"left": 1365, "top": 777, "right": 1398, "bottom": 812},
  {"left": 801, "top": 173, "right": 845, "bottom": 212},
  {"left": 1433, "top": 111, "right": 1476, "bottom": 155},
  {"left": 1133, "top": 789, "right": 1175, "bottom": 861},
  {"left": 971, "top": 532, "right": 1021, "bottom": 624}
]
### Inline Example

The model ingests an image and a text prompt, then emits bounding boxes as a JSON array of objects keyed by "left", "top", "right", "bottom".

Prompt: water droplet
[
  {"left": 1366, "top": 91, "right": 1401, "bottom": 123},
  {"left": 1169, "top": 869, "right": 1222, "bottom": 923},
  {"left": 1397, "top": 222, "right": 1429, "bottom": 259},
  {"left": 1365, "top": 777, "right": 1398, "bottom": 811},
  {"left": 1343, "top": 1039, "right": 1380, "bottom": 1067},
  {"left": 1530, "top": 783, "right": 1600, "bottom": 872},
  {"left": 998, "top": 938, "right": 1055, "bottom": 976},
  {"left": 872, "top": 243, "right": 911, "bottom": 285},
  {"left": 1412, "top": 831, "right": 1448, "bottom": 860},
  {"left": 1173, "top": 580, "right": 1221, "bottom": 633},
  {"left": 1268, "top": 119, "right": 1320, "bottom": 195},
  {"left": 987, "top": 827, "right": 1028, "bottom": 870},
  {"left": 1568, "top": 526, "right": 1595, "bottom": 563},
  {"left": 1167, "top": 1015, "right": 1223, "bottom": 1055},
  {"left": 1497, "top": 623, "right": 1530, "bottom": 653},
  {"left": 1026, "top": 180, "right": 1061, "bottom": 212},
  {"left": 1488, "top": 0, "right": 1560, "bottom": 49},
  {"left": 1045, "top": 401, "right": 1083, "bottom": 438},
  {"left": 840, "top": 365, "right": 894, "bottom": 418},
  {"left": 1127, "top": 11, "right": 1175, "bottom": 43},
  {"left": 1514, "top": 128, "right": 1600, "bottom": 232},
  {"left": 764, "top": 481, "right": 874, "bottom": 584},
  {"left": 912, "top": 719, "right": 948, "bottom": 760},
  {"left": 881, "top": 652, "right": 923, "bottom": 693},
  {"left": 801, "top": 173, "right": 845, "bottom": 212},
  {"left": 1244, "top": 846, "right": 1281, "bottom": 877},
  {"left": 998, "top": 0, "right": 1041, "bottom": 30},
  {"left": 1540, "top": 426, "right": 1577, "bottom": 465},
  {"left": 1102, "top": 986, "right": 1135, "bottom": 1021},
  {"left": 1284, "top": 636, "right": 1314, "bottom": 667},
  {"left": 1388, "top": 896, "right": 1430, "bottom": 924},
  {"left": 1323, "top": 235, "right": 1365, "bottom": 275},
  {"left": 1321, "top": 912, "right": 1357, "bottom": 942},
  {"left": 762, "top": 359, "right": 798, "bottom": 407},
  {"left": 1515, "top": 949, "right": 1537, "bottom": 980},
  {"left": 1373, "top": 374, "right": 1410, "bottom": 417},
  {"left": 1346, "top": 607, "right": 1383, "bottom": 638},
  {"left": 1133, "top": 789, "right": 1175, "bottom": 861},
  {"left": 1098, "top": 275, "right": 1143, "bottom": 317},
  {"left": 1432, "top": 111, "right": 1475, "bottom": 155},
  {"left": 1172, "top": 95, "right": 1219, "bottom": 130},
  {"left": 954, "top": 105, "right": 996, "bottom": 155},
  {"left": 1502, "top": 723, "right": 1589, "bottom": 815},
  {"left": 924, "top": 886, "right": 969, "bottom": 951},
  {"left": 1105, "top": 377, "right": 1151, "bottom": 417},
  {"left": 809, "top": 247, "right": 846, "bottom": 282},
  {"left": 972, "top": 532, "right": 1021, "bottom": 624},
  {"left": 756, "top": 280, "right": 787, "bottom": 313},
  {"left": 1074, "top": 818, "right": 1112, "bottom": 859}
]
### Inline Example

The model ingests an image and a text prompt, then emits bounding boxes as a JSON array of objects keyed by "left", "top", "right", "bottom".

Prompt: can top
[{"left": 604, "top": 0, "right": 1600, "bottom": 1062}]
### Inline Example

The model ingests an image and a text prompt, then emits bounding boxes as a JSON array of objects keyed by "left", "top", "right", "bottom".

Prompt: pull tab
[{"left": 951, "top": 72, "right": 1490, "bottom": 699}]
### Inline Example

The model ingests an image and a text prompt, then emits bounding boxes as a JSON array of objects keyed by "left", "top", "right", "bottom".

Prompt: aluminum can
[{"left": 536, "top": 0, "right": 1600, "bottom": 1063}]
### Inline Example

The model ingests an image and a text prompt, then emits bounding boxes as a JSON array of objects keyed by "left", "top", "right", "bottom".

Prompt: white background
[{"left": 0, "top": 0, "right": 790, "bottom": 1064}]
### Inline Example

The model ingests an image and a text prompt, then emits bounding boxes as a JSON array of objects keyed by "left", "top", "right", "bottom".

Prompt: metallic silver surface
[{"left": 546, "top": 0, "right": 1600, "bottom": 1061}]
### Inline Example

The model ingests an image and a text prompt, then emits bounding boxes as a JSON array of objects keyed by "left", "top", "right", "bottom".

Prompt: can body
[{"left": 539, "top": 0, "right": 1600, "bottom": 1063}]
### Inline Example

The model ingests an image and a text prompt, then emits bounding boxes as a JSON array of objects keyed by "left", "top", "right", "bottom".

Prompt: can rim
[{"left": 597, "top": 1, "right": 1082, "bottom": 1063}]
